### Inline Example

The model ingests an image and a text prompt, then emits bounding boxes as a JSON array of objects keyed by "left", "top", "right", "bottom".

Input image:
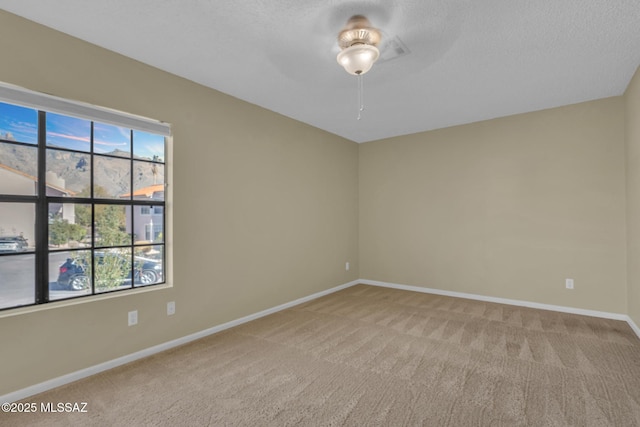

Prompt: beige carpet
[{"left": 3, "top": 284, "right": 640, "bottom": 426}]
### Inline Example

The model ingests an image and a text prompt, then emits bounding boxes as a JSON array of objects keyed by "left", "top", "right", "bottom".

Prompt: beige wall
[
  {"left": 0, "top": 11, "right": 359, "bottom": 395},
  {"left": 626, "top": 66, "right": 640, "bottom": 326},
  {"left": 360, "top": 98, "right": 627, "bottom": 313}
]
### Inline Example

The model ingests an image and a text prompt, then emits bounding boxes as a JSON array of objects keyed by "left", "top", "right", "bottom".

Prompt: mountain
[{"left": 0, "top": 142, "right": 163, "bottom": 198}]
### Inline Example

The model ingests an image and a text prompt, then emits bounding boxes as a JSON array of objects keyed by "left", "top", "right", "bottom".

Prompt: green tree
[
  {"left": 73, "top": 185, "right": 131, "bottom": 290},
  {"left": 49, "top": 218, "right": 88, "bottom": 246},
  {"left": 75, "top": 205, "right": 91, "bottom": 228},
  {"left": 68, "top": 223, "right": 87, "bottom": 242},
  {"left": 94, "top": 252, "right": 129, "bottom": 291},
  {"left": 94, "top": 205, "right": 129, "bottom": 290},
  {"left": 95, "top": 205, "right": 128, "bottom": 246},
  {"left": 49, "top": 218, "right": 70, "bottom": 246},
  {"left": 75, "top": 185, "right": 112, "bottom": 227}
]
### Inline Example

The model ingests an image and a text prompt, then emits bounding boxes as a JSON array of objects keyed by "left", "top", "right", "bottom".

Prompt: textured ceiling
[{"left": 0, "top": 1, "right": 639, "bottom": 143}]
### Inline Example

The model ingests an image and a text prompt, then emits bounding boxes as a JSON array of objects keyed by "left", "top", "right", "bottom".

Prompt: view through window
[{"left": 0, "top": 97, "right": 168, "bottom": 311}]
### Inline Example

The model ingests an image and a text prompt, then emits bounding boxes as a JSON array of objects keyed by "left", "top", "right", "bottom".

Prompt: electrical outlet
[
  {"left": 345, "top": 262, "right": 350, "bottom": 271},
  {"left": 167, "top": 301, "right": 175, "bottom": 316},
  {"left": 128, "top": 310, "right": 138, "bottom": 326},
  {"left": 565, "top": 278, "right": 574, "bottom": 290}
]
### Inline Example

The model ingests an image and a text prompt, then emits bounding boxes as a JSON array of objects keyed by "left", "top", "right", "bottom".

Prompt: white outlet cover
[
  {"left": 128, "top": 310, "right": 138, "bottom": 326},
  {"left": 167, "top": 301, "right": 175, "bottom": 316},
  {"left": 565, "top": 278, "right": 574, "bottom": 289}
]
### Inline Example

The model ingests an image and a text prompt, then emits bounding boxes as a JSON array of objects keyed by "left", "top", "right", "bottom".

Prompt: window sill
[{"left": 0, "top": 282, "right": 173, "bottom": 319}]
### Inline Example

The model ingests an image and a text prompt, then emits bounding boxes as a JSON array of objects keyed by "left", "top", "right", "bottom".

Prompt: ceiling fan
[
  {"left": 336, "top": 15, "right": 410, "bottom": 73},
  {"left": 336, "top": 15, "right": 382, "bottom": 76},
  {"left": 335, "top": 15, "right": 401, "bottom": 119}
]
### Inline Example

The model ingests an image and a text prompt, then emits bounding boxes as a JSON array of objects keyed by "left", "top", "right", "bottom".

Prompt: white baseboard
[
  {"left": 359, "top": 279, "right": 640, "bottom": 339},
  {"left": 627, "top": 316, "right": 640, "bottom": 339},
  {"left": 1, "top": 280, "right": 360, "bottom": 404}
]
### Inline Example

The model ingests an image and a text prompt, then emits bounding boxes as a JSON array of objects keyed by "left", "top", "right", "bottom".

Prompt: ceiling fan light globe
[{"left": 337, "top": 44, "right": 380, "bottom": 75}]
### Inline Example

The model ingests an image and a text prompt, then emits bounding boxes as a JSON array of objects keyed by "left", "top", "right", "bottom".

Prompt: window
[
  {"left": 141, "top": 206, "right": 163, "bottom": 215},
  {"left": 145, "top": 223, "right": 163, "bottom": 241},
  {"left": 0, "top": 83, "right": 170, "bottom": 311}
]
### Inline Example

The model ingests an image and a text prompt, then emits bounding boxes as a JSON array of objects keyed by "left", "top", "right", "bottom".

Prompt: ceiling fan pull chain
[{"left": 357, "top": 73, "right": 364, "bottom": 120}]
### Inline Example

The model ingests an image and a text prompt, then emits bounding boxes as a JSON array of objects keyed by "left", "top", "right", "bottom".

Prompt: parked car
[
  {"left": 0, "top": 235, "right": 29, "bottom": 253},
  {"left": 57, "top": 252, "right": 162, "bottom": 290}
]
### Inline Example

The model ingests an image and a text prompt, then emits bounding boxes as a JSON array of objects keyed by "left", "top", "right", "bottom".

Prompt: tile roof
[{"left": 120, "top": 184, "right": 164, "bottom": 198}]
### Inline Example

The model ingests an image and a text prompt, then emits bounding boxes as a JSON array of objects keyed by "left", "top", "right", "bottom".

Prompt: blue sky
[
  {"left": 0, "top": 102, "right": 164, "bottom": 162},
  {"left": 133, "top": 130, "right": 165, "bottom": 162},
  {"left": 46, "top": 112, "right": 93, "bottom": 152},
  {"left": 0, "top": 102, "right": 38, "bottom": 144}
]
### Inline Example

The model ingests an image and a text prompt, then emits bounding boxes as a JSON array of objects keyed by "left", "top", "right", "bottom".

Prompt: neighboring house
[
  {"left": 0, "top": 164, "right": 76, "bottom": 246},
  {"left": 120, "top": 184, "right": 164, "bottom": 242}
]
